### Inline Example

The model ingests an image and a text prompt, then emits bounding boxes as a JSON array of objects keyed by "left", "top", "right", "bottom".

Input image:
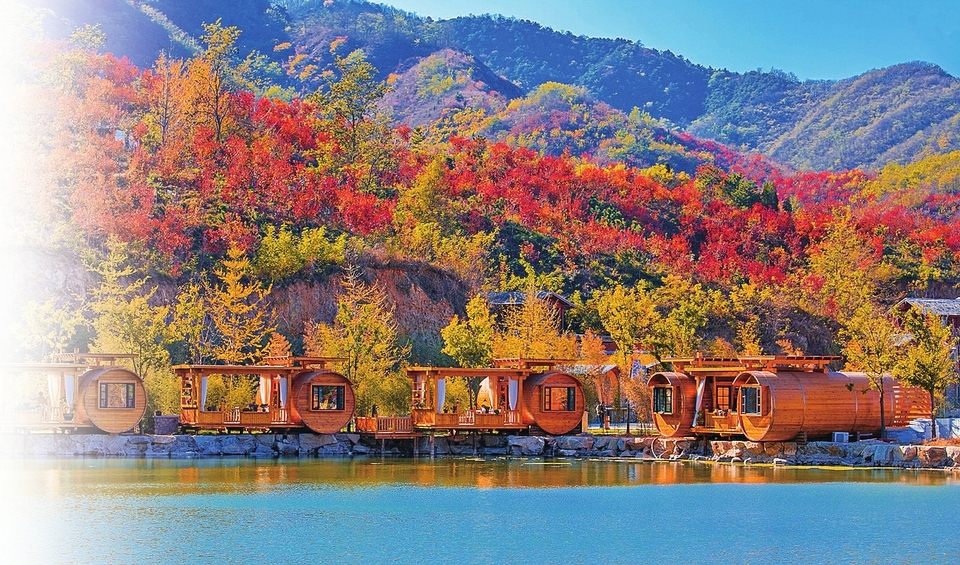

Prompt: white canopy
[
  {"left": 259, "top": 376, "right": 270, "bottom": 406},
  {"left": 508, "top": 378, "right": 518, "bottom": 411},
  {"left": 436, "top": 378, "right": 446, "bottom": 413}
]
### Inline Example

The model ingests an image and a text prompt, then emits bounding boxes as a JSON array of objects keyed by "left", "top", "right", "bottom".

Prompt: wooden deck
[
  {"left": 411, "top": 409, "right": 525, "bottom": 430},
  {"left": 354, "top": 410, "right": 530, "bottom": 439},
  {"left": 180, "top": 407, "right": 297, "bottom": 431},
  {"left": 355, "top": 416, "right": 420, "bottom": 438},
  {"left": 0, "top": 408, "right": 95, "bottom": 432}
]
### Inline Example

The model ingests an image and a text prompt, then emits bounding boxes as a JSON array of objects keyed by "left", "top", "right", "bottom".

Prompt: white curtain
[
  {"left": 47, "top": 374, "right": 61, "bottom": 408},
  {"left": 436, "top": 378, "right": 446, "bottom": 413},
  {"left": 200, "top": 377, "right": 208, "bottom": 411},
  {"left": 279, "top": 378, "right": 288, "bottom": 409},
  {"left": 508, "top": 378, "right": 518, "bottom": 411},
  {"left": 477, "top": 378, "right": 492, "bottom": 408},
  {"left": 259, "top": 376, "right": 270, "bottom": 406},
  {"left": 692, "top": 378, "right": 706, "bottom": 427},
  {"left": 63, "top": 375, "right": 75, "bottom": 410}
]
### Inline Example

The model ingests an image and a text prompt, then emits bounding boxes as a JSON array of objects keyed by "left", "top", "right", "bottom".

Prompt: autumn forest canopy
[{"left": 8, "top": 0, "right": 960, "bottom": 417}]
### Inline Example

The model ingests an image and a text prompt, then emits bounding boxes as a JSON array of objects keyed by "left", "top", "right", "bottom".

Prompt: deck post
[{"left": 429, "top": 433, "right": 435, "bottom": 458}]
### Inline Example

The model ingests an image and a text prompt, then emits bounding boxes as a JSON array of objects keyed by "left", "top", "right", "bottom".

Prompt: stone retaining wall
[
  {"left": 3, "top": 433, "right": 959, "bottom": 468},
  {"left": 0, "top": 433, "right": 689, "bottom": 459},
  {"left": 709, "top": 440, "right": 960, "bottom": 468}
]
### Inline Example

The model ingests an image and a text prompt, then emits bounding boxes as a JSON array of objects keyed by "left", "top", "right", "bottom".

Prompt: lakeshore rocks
[{"left": 3, "top": 431, "right": 960, "bottom": 469}]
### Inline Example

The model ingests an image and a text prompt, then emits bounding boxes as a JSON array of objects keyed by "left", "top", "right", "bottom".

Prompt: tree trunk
[
  {"left": 930, "top": 389, "right": 937, "bottom": 440},
  {"left": 878, "top": 375, "right": 886, "bottom": 438}
]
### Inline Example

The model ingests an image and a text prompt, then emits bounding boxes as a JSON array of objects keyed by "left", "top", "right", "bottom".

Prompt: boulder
[
  {"left": 746, "top": 442, "right": 766, "bottom": 456},
  {"left": 508, "top": 436, "right": 545, "bottom": 456},
  {"left": 918, "top": 446, "right": 948, "bottom": 467},
  {"left": 556, "top": 436, "right": 594, "bottom": 451},
  {"left": 298, "top": 434, "right": 324, "bottom": 453},
  {"left": 626, "top": 437, "right": 653, "bottom": 452},
  {"left": 316, "top": 434, "right": 339, "bottom": 447},
  {"left": 763, "top": 443, "right": 783, "bottom": 457},
  {"left": 335, "top": 433, "right": 360, "bottom": 445},
  {"left": 591, "top": 436, "right": 611, "bottom": 450},
  {"left": 220, "top": 435, "right": 256, "bottom": 455},
  {"left": 481, "top": 434, "right": 504, "bottom": 448}
]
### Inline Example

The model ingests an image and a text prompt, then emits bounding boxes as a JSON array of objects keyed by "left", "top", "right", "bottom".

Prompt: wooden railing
[
  {"left": 701, "top": 412, "right": 739, "bottom": 432},
  {"left": 475, "top": 413, "right": 504, "bottom": 427},
  {"left": 224, "top": 407, "right": 242, "bottom": 424},
  {"left": 411, "top": 409, "right": 523, "bottom": 428},
  {"left": 412, "top": 409, "right": 436, "bottom": 427},
  {"left": 196, "top": 410, "right": 223, "bottom": 425},
  {"left": 240, "top": 411, "right": 272, "bottom": 426},
  {"left": 356, "top": 416, "right": 413, "bottom": 434}
]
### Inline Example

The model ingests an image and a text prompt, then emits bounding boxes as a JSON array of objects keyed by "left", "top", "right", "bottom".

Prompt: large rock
[
  {"left": 556, "top": 436, "right": 594, "bottom": 451},
  {"left": 508, "top": 436, "right": 545, "bottom": 456},
  {"left": 918, "top": 446, "right": 948, "bottom": 467}
]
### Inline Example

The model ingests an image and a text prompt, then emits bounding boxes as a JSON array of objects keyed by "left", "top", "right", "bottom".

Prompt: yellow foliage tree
[
  {"left": 204, "top": 245, "right": 275, "bottom": 409},
  {"left": 304, "top": 267, "right": 410, "bottom": 416},
  {"left": 85, "top": 237, "right": 179, "bottom": 415},
  {"left": 440, "top": 294, "right": 494, "bottom": 407},
  {"left": 492, "top": 291, "right": 577, "bottom": 360},
  {"left": 896, "top": 306, "right": 958, "bottom": 439},
  {"left": 841, "top": 301, "right": 901, "bottom": 435}
]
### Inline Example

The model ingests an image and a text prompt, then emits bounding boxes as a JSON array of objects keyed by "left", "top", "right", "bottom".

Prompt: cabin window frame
[
  {"left": 653, "top": 386, "right": 673, "bottom": 414},
  {"left": 740, "top": 386, "right": 761, "bottom": 415},
  {"left": 716, "top": 386, "right": 731, "bottom": 410},
  {"left": 99, "top": 382, "right": 136, "bottom": 409},
  {"left": 542, "top": 386, "right": 576, "bottom": 411},
  {"left": 311, "top": 385, "right": 345, "bottom": 411}
]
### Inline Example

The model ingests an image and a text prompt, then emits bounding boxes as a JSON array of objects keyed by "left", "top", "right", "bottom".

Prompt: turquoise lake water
[{"left": 1, "top": 457, "right": 958, "bottom": 564}]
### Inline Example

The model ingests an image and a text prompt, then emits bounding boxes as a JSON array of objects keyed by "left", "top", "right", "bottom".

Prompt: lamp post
[{"left": 625, "top": 400, "right": 632, "bottom": 436}]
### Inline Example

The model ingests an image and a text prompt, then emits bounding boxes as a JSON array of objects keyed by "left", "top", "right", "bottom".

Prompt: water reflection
[
  {"left": 2, "top": 456, "right": 956, "bottom": 497},
  {"left": 1, "top": 457, "right": 958, "bottom": 565}
]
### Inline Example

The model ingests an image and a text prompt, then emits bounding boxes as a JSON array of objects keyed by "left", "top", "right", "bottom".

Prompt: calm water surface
[{"left": 1, "top": 457, "right": 958, "bottom": 564}]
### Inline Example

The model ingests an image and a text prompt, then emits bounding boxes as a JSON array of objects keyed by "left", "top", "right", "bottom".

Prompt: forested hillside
[
  {"left": 26, "top": 0, "right": 960, "bottom": 171},
  {"left": 11, "top": 1, "right": 960, "bottom": 416}
]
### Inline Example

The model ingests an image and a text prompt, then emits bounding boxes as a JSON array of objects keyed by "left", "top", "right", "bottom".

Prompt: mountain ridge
[{"left": 21, "top": 0, "right": 960, "bottom": 172}]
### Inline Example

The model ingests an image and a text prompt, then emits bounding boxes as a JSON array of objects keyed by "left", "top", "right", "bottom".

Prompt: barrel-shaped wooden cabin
[
  {"left": 375, "top": 359, "right": 584, "bottom": 436},
  {"left": 0, "top": 353, "right": 146, "bottom": 434},
  {"left": 650, "top": 355, "right": 930, "bottom": 442},
  {"left": 289, "top": 367, "right": 355, "bottom": 434},
  {"left": 520, "top": 371, "right": 586, "bottom": 435},
  {"left": 175, "top": 356, "right": 353, "bottom": 434},
  {"left": 75, "top": 365, "right": 148, "bottom": 434}
]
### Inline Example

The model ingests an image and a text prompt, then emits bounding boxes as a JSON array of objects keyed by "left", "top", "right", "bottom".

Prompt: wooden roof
[
  {"left": 0, "top": 363, "right": 92, "bottom": 375},
  {"left": 172, "top": 364, "right": 309, "bottom": 376},
  {"left": 59, "top": 352, "right": 138, "bottom": 365},
  {"left": 408, "top": 358, "right": 577, "bottom": 379},
  {"left": 406, "top": 367, "right": 538, "bottom": 379},
  {"left": 174, "top": 356, "right": 347, "bottom": 376},
  {"left": 896, "top": 298, "right": 960, "bottom": 317},
  {"left": 485, "top": 291, "right": 574, "bottom": 309},
  {"left": 665, "top": 355, "right": 842, "bottom": 374}
]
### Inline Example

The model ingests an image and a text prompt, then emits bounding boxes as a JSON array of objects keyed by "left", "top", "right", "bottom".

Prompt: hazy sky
[{"left": 380, "top": 0, "right": 960, "bottom": 80}]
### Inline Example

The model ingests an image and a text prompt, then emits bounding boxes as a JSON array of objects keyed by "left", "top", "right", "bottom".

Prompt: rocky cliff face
[{"left": 272, "top": 264, "right": 471, "bottom": 363}]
